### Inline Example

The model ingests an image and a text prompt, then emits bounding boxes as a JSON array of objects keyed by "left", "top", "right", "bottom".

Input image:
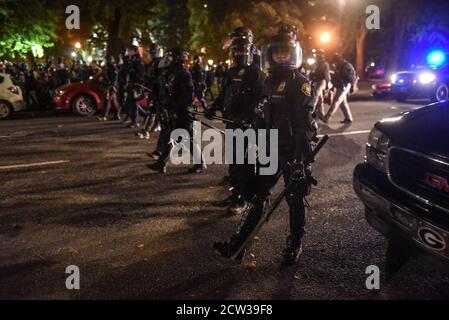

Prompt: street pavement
[{"left": 1, "top": 95, "right": 449, "bottom": 299}]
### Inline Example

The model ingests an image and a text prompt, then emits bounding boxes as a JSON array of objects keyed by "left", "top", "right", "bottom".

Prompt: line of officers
[{"left": 115, "top": 24, "right": 359, "bottom": 265}]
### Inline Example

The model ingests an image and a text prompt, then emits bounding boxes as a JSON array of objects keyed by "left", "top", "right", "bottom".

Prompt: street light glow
[
  {"left": 307, "top": 58, "right": 316, "bottom": 66},
  {"left": 74, "top": 42, "right": 81, "bottom": 49},
  {"left": 320, "top": 32, "right": 331, "bottom": 44}
]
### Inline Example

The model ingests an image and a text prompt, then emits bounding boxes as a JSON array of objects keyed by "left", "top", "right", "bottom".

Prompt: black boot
[
  {"left": 228, "top": 198, "right": 250, "bottom": 215},
  {"left": 215, "top": 193, "right": 239, "bottom": 207},
  {"left": 213, "top": 240, "right": 246, "bottom": 263},
  {"left": 147, "top": 151, "right": 162, "bottom": 160},
  {"left": 282, "top": 236, "right": 303, "bottom": 265},
  {"left": 147, "top": 162, "right": 167, "bottom": 173},
  {"left": 187, "top": 164, "right": 207, "bottom": 174}
]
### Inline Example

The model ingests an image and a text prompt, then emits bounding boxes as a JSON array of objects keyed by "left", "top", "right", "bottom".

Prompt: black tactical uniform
[
  {"left": 206, "top": 32, "right": 266, "bottom": 215},
  {"left": 190, "top": 56, "right": 208, "bottom": 111},
  {"left": 138, "top": 44, "right": 164, "bottom": 138},
  {"left": 124, "top": 46, "right": 145, "bottom": 127},
  {"left": 214, "top": 32, "right": 318, "bottom": 265},
  {"left": 148, "top": 48, "right": 206, "bottom": 174}
]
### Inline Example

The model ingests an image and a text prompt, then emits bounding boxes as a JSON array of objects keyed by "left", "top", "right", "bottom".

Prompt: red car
[
  {"left": 371, "top": 79, "right": 392, "bottom": 99},
  {"left": 53, "top": 76, "right": 148, "bottom": 116}
]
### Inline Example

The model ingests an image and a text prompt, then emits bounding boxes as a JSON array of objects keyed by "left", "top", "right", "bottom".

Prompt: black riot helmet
[
  {"left": 149, "top": 43, "right": 162, "bottom": 58},
  {"left": 126, "top": 45, "right": 139, "bottom": 57},
  {"left": 229, "top": 37, "right": 253, "bottom": 67},
  {"left": 266, "top": 33, "right": 303, "bottom": 71},
  {"left": 193, "top": 55, "right": 201, "bottom": 64},
  {"left": 277, "top": 23, "right": 299, "bottom": 41},
  {"left": 229, "top": 27, "right": 253, "bottom": 43},
  {"left": 167, "top": 47, "right": 189, "bottom": 65},
  {"left": 313, "top": 49, "right": 326, "bottom": 61},
  {"left": 223, "top": 26, "right": 254, "bottom": 50},
  {"left": 330, "top": 53, "right": 343, "bottom": 66}
]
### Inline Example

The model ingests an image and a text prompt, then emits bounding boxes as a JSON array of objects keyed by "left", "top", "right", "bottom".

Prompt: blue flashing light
[{"left": 426, "top": 50, "right": 446, "bottom": 67}]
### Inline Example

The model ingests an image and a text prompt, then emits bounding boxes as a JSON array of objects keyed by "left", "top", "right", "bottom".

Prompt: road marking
[
  {"left": 318, "top": 130, "right": 371, "bottom": 138},
  {"left": 0, "top": 132, "right": 29, "bottom": 138},
  {"left": 0, "top": 160, "right": 70, "bottom": 170}
]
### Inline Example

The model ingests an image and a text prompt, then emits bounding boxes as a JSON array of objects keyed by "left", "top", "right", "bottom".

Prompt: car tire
[
  {"left": 394, "top": 93, "right": 408, "bottom": 103},
  {"left": 72, "top": 94, "right": 97, "bottom": 117},
  {"left": 385, "top": 236, "right": 415, "bottom": 280},
  {"left": 432, "top": 82, "right": 449, "bottom": 103},
  {"left": 0, "top": 100, "right": 13, "bottom": 120},
  {"left": 373, "top": 93, "right": 386, "bottom": 100}
]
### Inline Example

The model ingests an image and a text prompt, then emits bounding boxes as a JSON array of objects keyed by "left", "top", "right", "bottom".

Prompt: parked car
[
  {"left": 390, "top": 65, "right": 449, "bottom": 103},
  {"left": 0, "top": 72, "right": 25, "bottom": 119},
  {"left": 53, "top": 76, "right": 148, "bottom": 117},
  {"left": 354, "top": 101, "right": 449, "bottom": 266},
  {"left": 371, "top": 79, "right": 392, "bottom": 99}
]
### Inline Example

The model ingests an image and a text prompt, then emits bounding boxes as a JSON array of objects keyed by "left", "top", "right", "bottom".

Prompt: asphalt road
[{"left": 1, "top": 96, "right": 449, "bottom": 300}]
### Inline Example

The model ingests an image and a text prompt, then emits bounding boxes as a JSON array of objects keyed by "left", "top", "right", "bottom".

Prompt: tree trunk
[
  {"left": 355, "top": 22, "right": 367, "bottom": 79},
  {"left": 386, "top": 15, "right": 406, "bottom": 75},
  {"left": 26, "top": 52, "right": 36, "bottom": 68},
  {"left": 106, "top": 6, "right": 122, "bottom": 57}
]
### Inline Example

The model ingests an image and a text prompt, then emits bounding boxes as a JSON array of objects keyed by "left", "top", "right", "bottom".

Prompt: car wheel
[
  {"left": 394, "top": 93, "right": 408, "bottom": 103},
  {"left": 373, "top": 93, "right": 386, "bottom": 100},
  {"left": 433, "top": 82, "right": 449, "bottom": 102},
  {"left": 385, "top": 236, "right": 415, "bottom": 280},
  {"left": 72, "top": 95, "right": 96, "bottom": 117},
  {"left": 0, "top": 101, "right": 12, "bottom": 119}
]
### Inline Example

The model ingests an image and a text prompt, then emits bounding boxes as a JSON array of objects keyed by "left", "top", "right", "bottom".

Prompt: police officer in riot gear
[
  {"left": 323, "top": 53, "right": 356, "bottom": 123},
  {"left": 137, "top": 43, "right": 164, "bottom": 139},
  {"left": 222, "top": 27, "right": 254, "bottom": 50},
  {"left": 214, "top": 30, "right": 318, "bottom": 265},
  {"left": 190, "top": 55, "right": 208, "bottom": 111},
  {"left": 310, "top": 49, "right": 331, "bottom": 120},
  {"left": 206, "top": 28, "right": 266, "bottom": 215},
  {"left": 277, "top": 22, "right": 299, "bottom": 41},
  {"left": 123, "top": 45, "right": 146, "bottom": 128},
  {"left": 148, "top": 48, "right": 206, "bottom": 174}
]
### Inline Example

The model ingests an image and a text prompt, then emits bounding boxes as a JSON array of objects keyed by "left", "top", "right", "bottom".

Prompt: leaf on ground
[{"left": 244, "top": 261, "right": 257, "bottom": 270}]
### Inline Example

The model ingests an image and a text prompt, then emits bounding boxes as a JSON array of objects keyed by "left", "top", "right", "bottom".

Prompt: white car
[{"left": 0, "top": 72, "right": 25, "bottom": 119}]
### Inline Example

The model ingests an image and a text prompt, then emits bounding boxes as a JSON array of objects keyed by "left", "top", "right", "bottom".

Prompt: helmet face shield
[
  {"left": 266, "top": 35, "right": 302, "bottom": 71},
  {"left": 223, "top": 27, "right": 254, "bottom": 50},
  {"left": 229, "top": 38, "right": 253, "bottom": 67},
  {"left": 166, "top": 48, "right": 189, "bottom": 65}
]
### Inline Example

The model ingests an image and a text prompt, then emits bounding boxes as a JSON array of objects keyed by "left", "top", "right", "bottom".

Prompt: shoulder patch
[
  {"left": 301, "top": 83, "right": 312, "bottom": 97},
  {"left": 277, "top": 81, "right": 286, "bottom": 92}
]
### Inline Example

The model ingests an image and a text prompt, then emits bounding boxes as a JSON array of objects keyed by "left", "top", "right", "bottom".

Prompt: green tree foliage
[
  {"left": 228, "top": 1, "right": 305, "bottom": 48},
  {"left": 0, "top": 0, "right": 59, "bottom": 58}
]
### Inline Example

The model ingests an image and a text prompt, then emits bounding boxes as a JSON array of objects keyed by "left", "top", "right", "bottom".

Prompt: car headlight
[
  {"left": 366, "top": 128, "right": 390, "bottom": 173},
  {"left": 418, "top": 72, "right": 436, "bottom": 84},
  {"left": 390, "top": 74, "right": 397, "bottom": 84},
  {"left": 56, "top": 89, "right": 66, "bottom": 96}
]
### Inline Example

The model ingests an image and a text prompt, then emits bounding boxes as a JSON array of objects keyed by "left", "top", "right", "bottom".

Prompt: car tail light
[{"left": 8, "top": 86, "right": 19, "bottom": 94}]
